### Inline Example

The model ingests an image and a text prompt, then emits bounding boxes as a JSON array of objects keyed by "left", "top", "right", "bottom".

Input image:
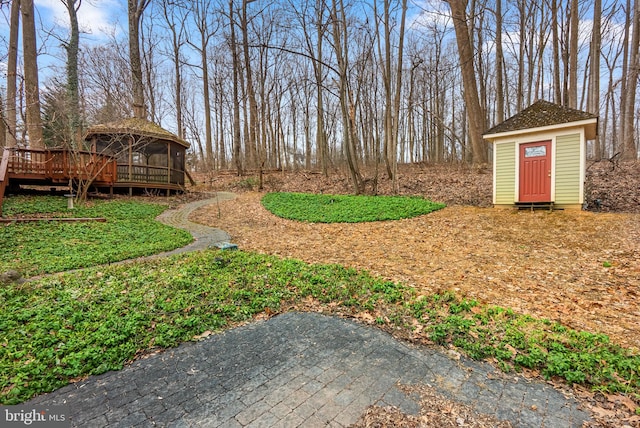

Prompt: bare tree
[
  {"left": 61, "top": 0, "right": 82, "bottom": 146},
  {"left": 160, "top": 0, "right": 188, "bottom": 140},
  {"left": 494, "top": 0, "right": 505, "bottom": 123},
  {"left": 239, "top": 0, "right": 261, "bottom": 170},
  {"left": 600, "top": 2, "right": 625, "bottom": 157},
  {"left": 621, "top": 0, "right": 640, "bottom": 160},
  {"left": 330, "top": 0, "right": 363, "bottom": 193},
  {"left": 0, "top": 93, "right": 5, "bottom": 148},
  {"left": 374, "top": 0, "right": 407, "bottom": 192},
  {"left": 80, "top": 40, "right": 133, "bottom": 124},
  {"left": 587, "top": 0, "right": 602, "bottom": 159},
  {"left": 186, "top": 0, "right": 220, "bottom": 168},
  {"left": 140, "top": 16, "right": 161, "bottom": 123},
  {"left": 567, "top": 0, "right": 579, "bottom": 108},
  {"left": 5, "top": 0, "right": 639, "bottom": 172},
  {"left": 5, "top": 0, "right": 20, "bottom": 147},
  {"left": 128, "top": 0, "right": 151, "bottom": 119},
  {"left": 314, "top": 0, "right": 329, "bottom": 176},
  {"left": 445, "top": 0, "right": 487, "bottom": 164},
  {"left": 228, "top": 0, "right": 244, "bottom": 175},
  {"left": 287, "top": 0, "right": 330, "bottom": 175},
  {"left": 551, "top": 0, "right": 562, "bottom": 103},
  {"left": 21, "top": 0, "right": 44, "bottom": 148}
]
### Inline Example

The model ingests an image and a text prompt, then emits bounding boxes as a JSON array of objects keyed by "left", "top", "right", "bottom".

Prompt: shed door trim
[{"left": 518, "top": 140, "right": 552, "bottom": 202}]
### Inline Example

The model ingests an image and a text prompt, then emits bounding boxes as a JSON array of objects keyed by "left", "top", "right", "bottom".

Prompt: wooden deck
[
  {"left": 4, "top": 147, "right": 117, "bottom": 184},
  {"left": 1, "top": 147, "right": 187, "bottom": 216}
]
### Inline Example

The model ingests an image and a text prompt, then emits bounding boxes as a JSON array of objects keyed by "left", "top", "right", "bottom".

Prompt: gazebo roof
[
  {"left": 484, "top": 100, "right": 597, "bottom": 139},
  {"left": 85, "top": 118, "right": 189, "bottom": 148}
]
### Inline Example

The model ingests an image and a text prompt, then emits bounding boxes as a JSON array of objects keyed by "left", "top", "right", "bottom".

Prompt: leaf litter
[{"left": 189, "top": 164, "right": 640, "bottom": 427}]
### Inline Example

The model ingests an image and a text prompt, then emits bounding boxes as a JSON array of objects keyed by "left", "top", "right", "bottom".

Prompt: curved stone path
[
  {"left": 22, "top": 193, "right": 594, "bottom": 427},
  {"left": 154, "top": 192, "right": 237, "bottom": 256}
]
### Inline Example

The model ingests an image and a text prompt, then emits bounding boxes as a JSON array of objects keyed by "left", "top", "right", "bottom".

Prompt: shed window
[{"left": 524, "top": 146, "right": 546, "bottom": 157}]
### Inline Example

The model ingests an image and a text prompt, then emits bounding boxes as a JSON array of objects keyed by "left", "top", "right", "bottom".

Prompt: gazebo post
[
  {"left": 128, "top": 135, "right": 133, "bottom": 196},
  {"left": 167, "top": 141, "right": 171, "bottom": 187}
]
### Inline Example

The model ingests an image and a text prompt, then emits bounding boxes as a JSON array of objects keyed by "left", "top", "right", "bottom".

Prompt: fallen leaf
[{"left": 193, "top": 330, "right": 213, "bottom": 341}]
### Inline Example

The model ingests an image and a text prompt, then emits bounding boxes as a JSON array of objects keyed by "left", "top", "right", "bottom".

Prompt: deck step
[{"left": 515, "top": 202, "right": 558, "bottom": 211}]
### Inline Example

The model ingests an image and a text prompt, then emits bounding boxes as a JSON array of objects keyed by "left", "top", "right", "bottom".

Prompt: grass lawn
[
  {"left": 0, "top": 195, "right": 638, "bottom": 410},
  {"left": 261, "top": 192, "right": 446, "bottom": 223},
  {"left": 0, "top": 196, "right": 193, "bottom": 277}
]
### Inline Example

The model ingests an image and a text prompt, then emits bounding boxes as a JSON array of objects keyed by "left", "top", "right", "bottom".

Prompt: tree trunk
[
  {"left": 587, "top": 0, "right": 602, "bottom": 160},
  {"left": 552, "top": 0, "right": 562, "bottom": 104},
  {"left": 619, "top": 0, "right": 631, "bottom": 154},
  {"left": 64, "top": 0, "right": 81, "bottom": 147},
  {"left": 330, "top": 0, "right": 363, "bottom": 193},
  {"left": 229, "top": 0, "right": 243, "bottom": 175},
  {"left": 128, "top": 0, "right": 150, "bottom": 119},
  {"left": 622, "top": 0, "right": 639, "bottom": 160},
  {"left": 241, "top": 0, "right": 260, "bottom": 170},
  {"left": 568, "top": 0, "right": 579, "bottom": 108},
  {"left": 517, "top": 0, "right": 525, "bottom": 112},
  {"left": 315, "top": 0, "right": 329, "bottom": 176},
  {"left": 201, "top": 28, "right": 214, "bottom": 167},
  {"left": 141, "top": 28, "right": 158, "bottom": 123},
  {"left": 6, "top": 0, "right": 20, "bottom": 147},
  {"left": 446, "top": 0, "right": 487, "bottom": 164},
  {"left": 216, "top": 83, "right": 226, "bottom": 168},
  {"left": 495, "top": 0, "right": 504, "bottom": 123},
  {"left": 21, "top": 0, "right": 44, "bottom": 148},
  {"left": 185, "top": 1, "right": 219, "bottom": 168},
  {"left": 391, "top": 0, "right": 407, "bottom": 192},
  {"left": 0, "top": 93, "right": 6, "bottom": 148},
  {"left": 161, "top": 0, "right": 186, "bottom": 140}
]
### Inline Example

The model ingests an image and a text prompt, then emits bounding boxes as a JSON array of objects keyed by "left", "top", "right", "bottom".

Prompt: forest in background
[{"left": 1, "top": 0, "right": 639, "bottom": 194}]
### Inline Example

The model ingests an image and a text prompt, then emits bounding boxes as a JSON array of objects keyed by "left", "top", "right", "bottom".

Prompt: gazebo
[{"left": 85, "top": 118, "right": 192, "bottom": 195}]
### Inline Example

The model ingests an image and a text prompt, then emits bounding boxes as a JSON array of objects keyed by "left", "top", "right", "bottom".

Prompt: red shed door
[{"left": 519, "top": 141, "right": 551, "bottom": 202}]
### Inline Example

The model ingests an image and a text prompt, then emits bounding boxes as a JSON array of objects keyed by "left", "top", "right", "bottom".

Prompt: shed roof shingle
[{"left": 484, "top": 100, "right": 597, "bottom": 136}]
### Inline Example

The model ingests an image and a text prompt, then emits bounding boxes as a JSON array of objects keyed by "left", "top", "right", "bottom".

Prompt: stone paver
[
  {"left": 28, "top": 312, "right": 591, "bottom": 427},
  {"left": 154, "top": 192, "right": 237, "bottom": 255}
]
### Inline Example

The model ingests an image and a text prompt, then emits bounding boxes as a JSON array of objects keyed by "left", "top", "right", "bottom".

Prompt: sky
[
  {"left": 0, "top": 0, "right": 126, "bottom": 85},
  {"left": 0, "top": 0, "right": 125, "bottom": 56},
  {"left": 33, "top": 0, "right": 123, "bottom": 38}
]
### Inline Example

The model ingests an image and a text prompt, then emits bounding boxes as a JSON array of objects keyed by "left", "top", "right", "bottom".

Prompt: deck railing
[
  {"left": 116, "top": 164, "right": 185, "bottom": 185},
  {"left": 0, "top": 149, "right": 10, "bottom": 216},
  {"left": 2, "top": 147, "right": 186, "bottom": 195},
  {"left": 6, "top": 148, "right": 117, "bottom": 184}
]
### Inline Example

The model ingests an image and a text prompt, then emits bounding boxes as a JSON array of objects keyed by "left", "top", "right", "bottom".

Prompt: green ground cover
[
  {"left": 1, "top": 195, "right": 638, "bottom": 411},
  {"left": 1, "top": 250, "right": 638, "bottom": 406},
  {"left": 261, "top": 192, "right": 446, "bottom": 223},
  {"left": 0, "top": 196, "right": 192, "bottom": 277}
]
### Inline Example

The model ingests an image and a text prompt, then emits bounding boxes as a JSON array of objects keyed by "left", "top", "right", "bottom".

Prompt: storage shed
[{"left": 483, "top": 100, "right": 598, "bottom": 209}]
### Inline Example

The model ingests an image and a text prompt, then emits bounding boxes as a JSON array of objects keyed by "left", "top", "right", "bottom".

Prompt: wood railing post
[{"left": 0, "top": 149, "right": 11, "bottom": 216}]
